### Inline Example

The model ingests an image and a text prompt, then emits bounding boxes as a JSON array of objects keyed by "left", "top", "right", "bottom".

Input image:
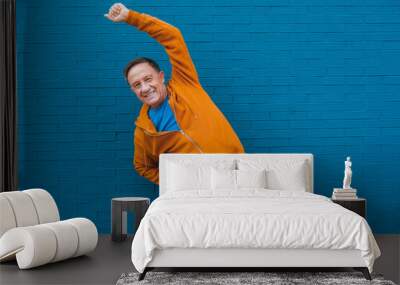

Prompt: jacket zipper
[
  {"left": 180, "top": 130, "right": 203, "bottom": 153},
  {"left": 137, "top": 94, "right": 203, "bottom": 169},
  {"left": 140, "top": 127, "right": 203, "bottom": 154},
  {"left": 168, "top": 96, "right": 203, "bottom": 153}
]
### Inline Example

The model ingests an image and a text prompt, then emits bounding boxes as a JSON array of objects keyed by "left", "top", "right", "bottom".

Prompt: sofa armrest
[{"left": 0, "top": 218, "right": 98, "bottom": 269}]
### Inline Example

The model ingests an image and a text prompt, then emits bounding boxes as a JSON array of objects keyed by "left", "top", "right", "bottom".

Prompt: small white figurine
[{"left": 342, "top": 156, "right": 352, "bottom": 189}]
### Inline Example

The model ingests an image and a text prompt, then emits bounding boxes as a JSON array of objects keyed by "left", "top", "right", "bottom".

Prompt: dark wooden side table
[
  {"left": 111, "top": 197, "right": 150, "bottom": 242},
  {"left": 331, "top": 198, "right": 366, "bottom": 218}
]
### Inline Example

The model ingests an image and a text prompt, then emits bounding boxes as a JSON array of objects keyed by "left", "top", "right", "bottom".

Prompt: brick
[{"left": 16, "top": 0, "right": 400, "bottom": 233}]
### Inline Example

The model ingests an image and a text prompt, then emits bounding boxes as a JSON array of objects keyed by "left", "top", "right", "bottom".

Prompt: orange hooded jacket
[{"left": 127, "top": 10, "right": 244, "bottom": 184}]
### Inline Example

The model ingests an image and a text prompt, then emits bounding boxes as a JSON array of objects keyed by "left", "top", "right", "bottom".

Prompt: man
[{"left": 105, "top": 3, "right": 244, "bottom": 184}]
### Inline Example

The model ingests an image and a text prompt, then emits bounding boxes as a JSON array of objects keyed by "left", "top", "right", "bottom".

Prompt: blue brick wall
[{"left": 16, "top": 0, "right": 400, "bottom": 233}]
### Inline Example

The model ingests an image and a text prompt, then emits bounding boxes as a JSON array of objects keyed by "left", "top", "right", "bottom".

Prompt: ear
[{"left": 159, "top": 71, "right": 165, "bottom": 83}]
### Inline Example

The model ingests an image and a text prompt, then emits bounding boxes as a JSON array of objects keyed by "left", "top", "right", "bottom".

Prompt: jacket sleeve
[
  {"left": 126, "top": 10, "right": 200, "bottom": 86},
  {"left": 133, "top": 128, "right": 159, "bottom": 184}
]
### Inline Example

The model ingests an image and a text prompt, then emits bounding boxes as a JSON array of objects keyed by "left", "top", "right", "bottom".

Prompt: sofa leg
[
  {"left": 354, "top": 267, "right": 371, "bottom": 280},
  {"left": 138, "top": 268, "right": 148, "bottom": 281}
]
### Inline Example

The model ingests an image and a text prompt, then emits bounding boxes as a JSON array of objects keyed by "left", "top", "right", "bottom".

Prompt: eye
[
  {"left": 132, "top": 83, "right": 141, "bottom": 89},
  {"left": 145, "top": 77, "right": 152, "bottom": 82}
]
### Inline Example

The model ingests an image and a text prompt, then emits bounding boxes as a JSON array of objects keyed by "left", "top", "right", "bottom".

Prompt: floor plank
[
  {"left": 0, "top": 235, "right": 134, "bottom": 285},
  {"left": 0, "top": 235, "right": 398, "bottom": 285}
]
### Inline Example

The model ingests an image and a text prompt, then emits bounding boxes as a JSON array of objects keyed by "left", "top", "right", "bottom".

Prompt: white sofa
[{"left": 0, "top": 188, "right": 98, "bottom": 269}]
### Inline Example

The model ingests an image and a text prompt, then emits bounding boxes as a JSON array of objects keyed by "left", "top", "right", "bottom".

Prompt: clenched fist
[{"left": 104, "top": 3, "right": 129, "bottom": 22}]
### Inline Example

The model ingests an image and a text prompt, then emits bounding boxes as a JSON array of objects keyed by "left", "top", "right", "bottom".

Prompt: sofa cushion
[{"left": 0, "top": 218, "right": 97, "bottom": 269}]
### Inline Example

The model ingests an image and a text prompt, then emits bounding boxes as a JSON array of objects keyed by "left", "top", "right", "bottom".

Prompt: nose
[{"left": 140, "top": 82, "right": 151, "bottom": 94}]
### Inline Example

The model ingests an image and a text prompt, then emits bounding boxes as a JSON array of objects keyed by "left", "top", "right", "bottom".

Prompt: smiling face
[{"left": 127, "top": 62, "right": 167, "bottom": 108}]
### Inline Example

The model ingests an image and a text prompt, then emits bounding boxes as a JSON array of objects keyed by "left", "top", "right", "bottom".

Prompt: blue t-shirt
[{"left": 148, "top": 97, "right": 180, "bottom": 132}]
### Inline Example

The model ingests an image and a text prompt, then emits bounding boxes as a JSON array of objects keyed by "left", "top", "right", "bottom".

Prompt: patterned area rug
[{"left": 116, "top": 271, "right": 396, "bottom": 285}]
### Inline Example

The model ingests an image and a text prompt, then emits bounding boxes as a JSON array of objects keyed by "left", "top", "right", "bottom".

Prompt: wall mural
[{"left": 105, "top": 3, "right": 244, "bottom": 184}]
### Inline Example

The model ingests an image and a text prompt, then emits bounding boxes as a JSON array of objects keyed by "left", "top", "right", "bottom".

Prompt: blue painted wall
[{"left": 16, "top": 0, "right": 400, "bottom": 233}]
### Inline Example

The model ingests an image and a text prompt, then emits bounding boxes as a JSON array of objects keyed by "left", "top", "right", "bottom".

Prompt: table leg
[
  {"left": 121, "top": 210, "right": 127, "bottom": 240},
  {"left": 112, "top": 201, "right": 124, "bottom": 241}
]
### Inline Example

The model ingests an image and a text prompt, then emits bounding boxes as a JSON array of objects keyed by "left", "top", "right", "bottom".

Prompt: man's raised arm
[{"left": 105, "top": 3, "right": 200, "bottom": 86}]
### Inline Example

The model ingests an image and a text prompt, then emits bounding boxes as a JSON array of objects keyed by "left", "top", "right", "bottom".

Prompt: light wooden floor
[{"left": 0, "top": 235, "right": 398, "bottom": 285}]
